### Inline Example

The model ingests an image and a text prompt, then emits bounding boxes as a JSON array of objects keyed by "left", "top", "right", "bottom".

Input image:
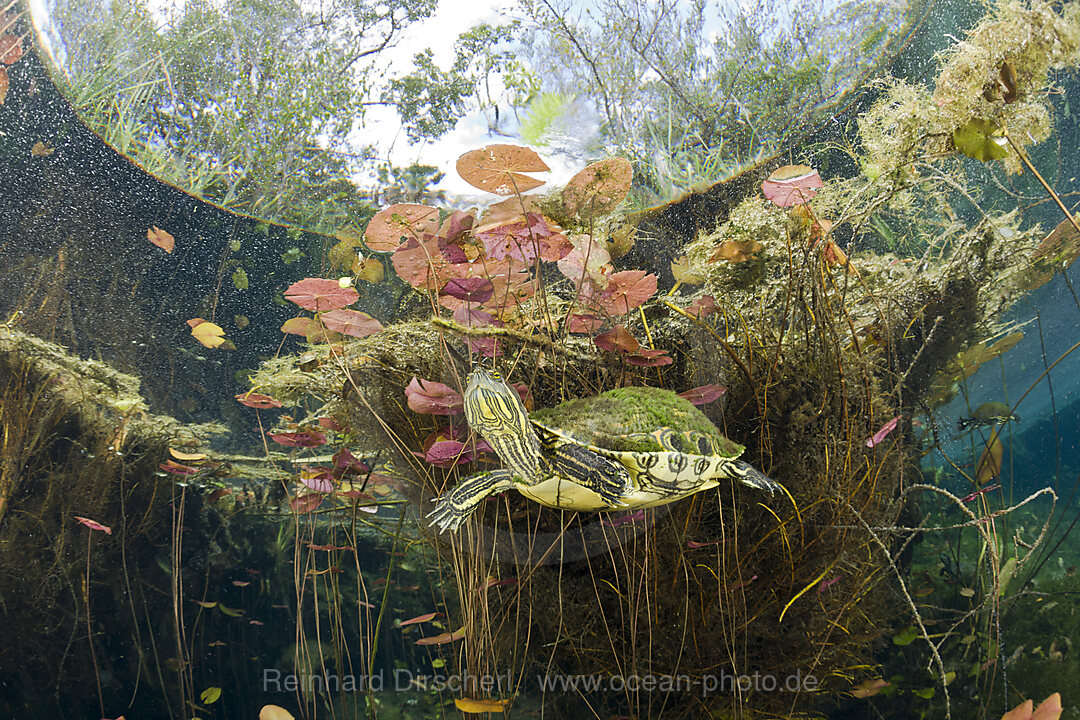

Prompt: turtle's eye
[{"left": 490, "top": 370, "right": 502, "bottom": 380}]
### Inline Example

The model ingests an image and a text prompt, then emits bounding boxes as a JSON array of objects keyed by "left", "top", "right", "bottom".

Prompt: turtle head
[{"left": 464, "top": 369, "right": 541, "bottom": 481}]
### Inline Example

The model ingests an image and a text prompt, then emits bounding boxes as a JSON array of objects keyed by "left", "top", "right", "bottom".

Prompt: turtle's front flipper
[
  {"left": 548, "top": 443, "right": 632, "bottom": 507},
  {"left": 427, "top": 470, "right": 516, "bottom": 533},
  {"left": 724, "top": 460, "right": 783, "bottom": 495}
]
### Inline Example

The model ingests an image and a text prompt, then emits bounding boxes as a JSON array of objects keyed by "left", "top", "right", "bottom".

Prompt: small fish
[{"left": 958, "top": 401, "right": 1019, "bottom": 430}]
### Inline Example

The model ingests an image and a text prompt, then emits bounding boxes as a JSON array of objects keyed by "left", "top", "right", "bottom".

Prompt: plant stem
[{"left": 1005, "top": 133, "right": 1080, "bottom": 236}]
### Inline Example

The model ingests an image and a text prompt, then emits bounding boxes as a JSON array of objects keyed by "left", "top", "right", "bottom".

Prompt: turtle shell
[{"left": 530, "top": 386, "right": 744, "bottom": 458}]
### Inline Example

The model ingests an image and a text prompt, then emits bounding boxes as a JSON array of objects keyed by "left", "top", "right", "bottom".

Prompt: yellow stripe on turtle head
[{"left": 465, "top": 369, "right": 541, "bottom": 481}]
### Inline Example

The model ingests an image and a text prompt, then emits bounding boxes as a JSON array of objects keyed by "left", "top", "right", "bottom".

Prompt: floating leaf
[
  {"left": 866, "top": 416, "right": 899, "bottom": 448},
  {"left": 594, "top": 326, "right": 639, "bottom": 354},
  {"left": 75, "top": 516, "right": 112, "bottom": 535},
  {"left": 320, "top": 308, "right": 383, "bottom": 338},
  {"left": 284, "top": 278, "right": 358, "bottom": 312},
  {"left": 456, "top": 144, "right": 549, "bottom": 195},
  {"left": 148, "top": 226, "right": 175, "bottom": 253},
  {"left": 954, "top": 119, "right": 1009, "bottom": 162},
  {"left": 31, "top": 141, "right": 54, "bottom": 157},
  {"left": 232, "top": 267, "right": 249, "bottom": 290},
  {"left": 190, "top": 321, "right": 226, "bottom": 349},
  {"left": 709, "top": 239, "right": 764, "bottom": 263},
  {"left": 442, "top": 277, "right": 494, "bottom": 303},
  {"left": 398, "top": 612, "right": 438, "bottom": 627},
  {"left": 0, "top": 35, "right": 22, "bottom": 65},
  {"left": 268, "top": 428, "right": 327, "bottom": 448},
  {"left": 454, "top": 697, "right": 512, "bottom": 714},
  {"left": 405, "top": 377, "right": 464, "bottom": 416},
  {"left": 761, "top": 165, "right": 823, "bottom": 207},
  {"left": 259, "top": 705, "right": 295, "bottom": 720},
  {"left": 851, "top": 678, "right": 890, "bottom": 699},
  {"left": 200, "top": 687, "right": 222, "bottom": 705},
  {"left": 364, "top": 203, "right": 440, "bottom": 252},
  {"left": 562, "top": 157, "right": 633, "bottom": 217},
  {"left": 415, "top": 628, "right": 465, "bottom": 646},
  {"left": 678, "top": 385, "right": 727, "bottom": 405},
  {"left": 235, "top": 392, "right": 284, "bottom": 409}
]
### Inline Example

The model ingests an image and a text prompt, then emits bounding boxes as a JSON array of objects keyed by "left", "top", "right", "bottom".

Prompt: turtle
[{"left": 427, "top": 369, "right": 782, "bottom": 533}]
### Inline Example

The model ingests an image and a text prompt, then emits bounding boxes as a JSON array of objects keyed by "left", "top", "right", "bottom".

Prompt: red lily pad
[
  {"left": 761, "top": 165, "right": 823, "bottom": 207},
  {"left": 405, "top": 377, "right": 464, "bottom": 416},
  {"left": 562, "top": 157, "right": 633, "bottom": 217},
  {"left": 284, "top": 278, "right": 358, "bottom": 312},
  {"left": 235, "top": 392, "right": 284, "bottom": 409},
  {"left": 268, "top": 428, "right": 328, "bottom": 447},
  {"left": 75, "top": 516, "right": 112, "bottom": 534},
  {"left": 320, "top": 308, "right": 383, "bottom": 338},
  {"left": 442, "top": 277, "right": 495, "bottom": 303},
  {"left": 678, "top": 384, "right": 727, "bottom": 405},
  {"left": 594, "top": 325, "right": 639, "bottom": 354},
  {"left": 364, "top": 203, "right": 440, "bottom": 252},
  {"left": 625, "top": 348, "right": 673, "bottom": 367},
  {"left": 456, "top": 144, "right": 549, "bottom": 195}
]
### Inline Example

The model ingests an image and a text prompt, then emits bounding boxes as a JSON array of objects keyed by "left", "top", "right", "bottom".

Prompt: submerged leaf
[
  {"left": 866, "top": 416, "right": 899, "bottom": 448},
  {"left": 75, "top": 516, "right": 112, "bottom": 535},
  {"left": 0, "top": 35, "right": 22, "bottom": 65},
  {"left": 405, "top": 377, "right": 464, "bottom": 416},
  {"left": 761, "top": 165, "right": 823, "bottom": 207},
  {"left": 562, "top": 157, "right": 633, "bottom": 217},
  {"left": 594, "top": 325, "right": 639, "bottom": 354},
  {"left": 284, "top": 278, "right": 358, "bottom": 312},
  {"left": 953, "top": 119, "right": 1009, "bottom": 162},
  {"left": 148, "top": 226, "right": 175, "bottom": 253},
  {"left": 709, "top": 239, "right": 763, "bottom": 264},
  {"left": 235, "top": 393, "right": 284, "bottom": 409},
  {"left": 678, "top": 385, "right": 727, "bottom": 405},
  {"left": 280, "top": 317, "right": 321, "bottom": 336},
  {"left": 190, "top": 321, "right": 226, "bottom": 349},
  {"left": 320, "top": 308, "right": 383, "bottom": 338},
  {"left": 442, "top": 277, "right": 494, "bottom": 303},
  {"left": 454, "top": 697, "right": 512, "bottom": 714},
  {"left": 415, "top": 628, "right": 465, "bottom": 646},
  {"left": 268, "top": 428, "right": 327, "bottom": 448},
  {"left": 456, "top": 144, "right": 549, "bottom": 195}
]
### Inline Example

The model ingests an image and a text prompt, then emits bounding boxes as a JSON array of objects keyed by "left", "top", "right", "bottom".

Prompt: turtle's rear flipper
[
  {"left": 427, "top": 470, "right": 516, "bottom": 533},
  {"left": 728, "top": 461, "right": 783, "bottom": 495},
  {"left": 549, "top": 443, "right": 632, "bottom": 507}
]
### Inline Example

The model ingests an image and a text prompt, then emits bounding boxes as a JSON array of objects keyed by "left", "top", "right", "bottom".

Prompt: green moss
[{"left": 531, "top": 386, "right": 744, "bottom": 457}]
